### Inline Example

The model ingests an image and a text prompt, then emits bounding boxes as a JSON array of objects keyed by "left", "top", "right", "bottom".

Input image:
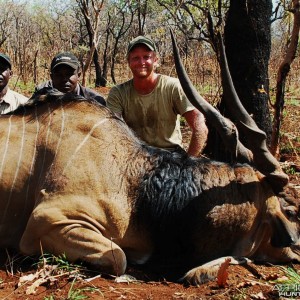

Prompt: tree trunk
[
  {"left": 270, "top": 0, "right": 300, "bottom": 156},
  {"left": 93, "top": 49, "right": 106, "bottom": 87},
  {"left": 224, "top": 0, "right": 273, "bottom": 143}
]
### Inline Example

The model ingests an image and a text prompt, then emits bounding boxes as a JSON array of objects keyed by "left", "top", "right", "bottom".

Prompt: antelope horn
[
  {"left": 170, "top": 30, "right": 288, "bottom": 191},
  {"left": 170, "top": 29, "right": 252, "bottom": 163},
  {"left": 216, "top": 32, "right": 288, "bottom": 189}
]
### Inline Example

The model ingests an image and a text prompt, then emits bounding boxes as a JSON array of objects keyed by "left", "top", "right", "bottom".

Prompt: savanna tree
[
  {"left": 270, "top": 0, "right": 300, "bottom": 156},
  {"left": 224, "top": 0, "right": 273, "bottom": 143},
  {"left": 75, "top": 0, "right": 105, "bottom": 86}
]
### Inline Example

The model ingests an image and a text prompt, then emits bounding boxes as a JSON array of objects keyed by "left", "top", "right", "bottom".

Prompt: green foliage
[
  {"left": 271, "top": 266, "right": 300, "bottom": 297},
  {"left": 36, "top": 253, "right": 83, "bottom": 273},
  {"left": 10, "top": 79, "right": 35, "bottom": 96},
  {"left": 67, "top": 277, "right": 103, "bottom": 300},
  {"left": 280, "top": 266, "right": 300, "bottom": 285},
  {"left": 180, "top": 116, "right": 186, "bottom": 126},
  {"left": 284, "top": 166, "right": 296, "bottom": 175},
  {"left": 230, "top": 289, "right": 247, "bottom": 300},
  {"left": 67, "top": 280, "right": 89, "bottom": 300},
  {"left": 285, "top": 98, "right": 300, "bottom": 106},
  {"left": 280, "top": 144, "right": 300, "bottom": 155},
  {"left": 195, "top": 83, "right": 218, "bottom": 95},
  {"left": 44, "top": 296, "right": 55, "bottom": 300},
  {"left": 35, "top": 253, "right": 103, "bottom": 300}
]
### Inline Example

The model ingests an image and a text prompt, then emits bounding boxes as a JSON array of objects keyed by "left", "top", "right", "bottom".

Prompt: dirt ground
[
  {"left": 0, "top": 102, "right": 299, "bottom": 300},
  {"left": 0, "top": 256, "right": 299, "bottom": 300}
]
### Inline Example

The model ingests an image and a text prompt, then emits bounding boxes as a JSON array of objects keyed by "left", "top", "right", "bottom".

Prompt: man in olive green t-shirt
[{"left": 107, "top": 36, "right": 208, "bottom": 157}]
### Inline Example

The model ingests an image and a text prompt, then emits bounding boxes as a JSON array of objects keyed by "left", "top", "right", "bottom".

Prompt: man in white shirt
[{"left": 0, "top": 53, "right": 29, "bottom": 114}]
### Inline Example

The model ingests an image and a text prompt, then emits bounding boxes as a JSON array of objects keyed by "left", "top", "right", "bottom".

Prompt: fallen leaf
[
  {"left": 115, "top": 274, "right": 142, "bottom": 283},
  {"left": 217, "top": 258, "right": 231, "bottom": 287},
  {"left": 18, "top": 264, "right": 60, "bottom": 294},
  {"left": 26, "top": 277, "right": 50, "bottom": 295}
]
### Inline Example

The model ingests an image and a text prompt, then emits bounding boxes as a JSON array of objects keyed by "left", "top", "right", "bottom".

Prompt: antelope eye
[{"left": 286, "top": 208, "right": 297, "bottom": 219}]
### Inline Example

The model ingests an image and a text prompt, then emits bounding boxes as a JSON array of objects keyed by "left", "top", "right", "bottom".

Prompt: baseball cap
[
  {"left": 0, "top": 53, "right": 12, "bottom": 69},
  {"left": 127, "top": 36, "right": 157, "bottom": 54},
  {"left": 50, "top": 52, "right": 80, "bottom": 71}
]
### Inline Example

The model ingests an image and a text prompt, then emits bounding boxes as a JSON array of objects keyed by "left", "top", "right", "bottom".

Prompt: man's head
[
  {"left": 50, "top": 52, "right": 81, "bottom": 93},
  {"left": 127, "top": 36, "right": 159, "bottom": 79},
  {"left": 0, "top": 54, "right": 13, "bottom": 91},
  {"left": 127, "top": 36, "right": 157, "bottom": 55}
]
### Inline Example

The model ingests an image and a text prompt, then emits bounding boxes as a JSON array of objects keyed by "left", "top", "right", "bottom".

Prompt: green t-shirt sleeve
[
  {"left": 107, "top": 86, "right": 123, "bottom": 114},
  {"left": 170, "top": 78, "right": 195, "bottom": 115}
]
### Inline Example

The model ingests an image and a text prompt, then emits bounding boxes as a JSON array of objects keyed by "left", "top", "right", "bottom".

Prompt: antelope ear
[
  {"left": 267, "top": 198, "right": 298, "bottom": 248},
  {"left": 270, "top": 217, "right": 296, "bottom": 248}
]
